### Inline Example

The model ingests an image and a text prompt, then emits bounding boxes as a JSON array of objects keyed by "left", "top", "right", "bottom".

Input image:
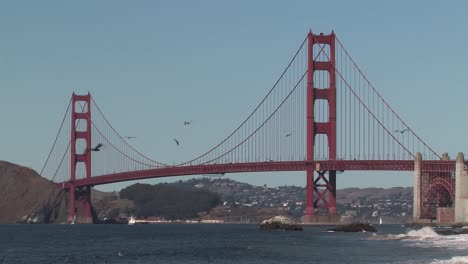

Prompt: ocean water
[{"left": 0, "top": 224, "right": 467, "bottom": 264}]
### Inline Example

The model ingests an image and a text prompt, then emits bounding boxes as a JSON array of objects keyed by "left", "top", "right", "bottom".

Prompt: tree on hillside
[{"left": 120, "top": 183, "right": 221, "bottom": 220}]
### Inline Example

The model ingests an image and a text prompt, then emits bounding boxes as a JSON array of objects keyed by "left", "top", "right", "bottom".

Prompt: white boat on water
[
  {"left": 128, "top": 216, "right": 136, "bottom": 225},
  {"left": 379, "top": 217, "right": 383, "bottom": 225},
  {"left": 70, "top": 215, "right": 77, "bottom": 225}
]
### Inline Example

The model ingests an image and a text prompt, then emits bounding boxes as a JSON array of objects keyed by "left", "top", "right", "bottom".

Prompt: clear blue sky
[{"left": 1, "top": 1, "right": 467, "bottom": 191}]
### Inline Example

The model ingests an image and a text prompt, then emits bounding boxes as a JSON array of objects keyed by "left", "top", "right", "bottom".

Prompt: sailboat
[
  {"left": 128, "top": 216, "right": 136, "bottom": 225},
  {"left": 379, "top": 217, "right": 383, "bottom": 225},
  {"left": 70, "top": 215, "right": 77, "bottom": 225}
]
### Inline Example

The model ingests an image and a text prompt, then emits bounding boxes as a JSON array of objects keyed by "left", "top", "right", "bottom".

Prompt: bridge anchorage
[
  {"left": 40, "top": 31, "right": 468, "bottom": 224},
  {"left": 414, "top": 152, "right": 468, "bottom": 225}
]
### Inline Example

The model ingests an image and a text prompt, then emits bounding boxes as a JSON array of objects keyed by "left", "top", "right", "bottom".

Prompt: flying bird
[
  {"left": 285, "top": 133, "right": 292, "bottom": 137},
  {"left": 184, "top": 120, "right": 192, "bottom": 125},
  {"left": 121, "top": 136, "right": 136, "bottom": 139},
  {"left": 395, "top": 129, "right": 409, "bottom": 134},
  {"left": 90, "top": 143, "right": 103, "bottom": 151},
  {"left": 84, "top": 143, "right": 103, "bottom": 154},
  {"left": 173, "top": 138, "right": 180, "bottom": 146}
]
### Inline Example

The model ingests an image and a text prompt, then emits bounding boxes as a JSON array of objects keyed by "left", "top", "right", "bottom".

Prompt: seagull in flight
[
  {"left": 121, "top": 136, "right": 136, "bottom": 139},
  {"left": 285, "top": 133, "right": 292, "bottom": 137},
  {"left": 91, "top": 143, "right": 103, "bottom": 151},
  {"left": 173, "top": 138, "right": 180, "bottom": 146},
  {"left": 395, "top": 129, "right": 409, "bottom": 134},
  {"left": 85, "top": 143, "right": 103, "bottom": 153},
  {"left": 184, "top": 120, "right": 192, "bottom": 125}
]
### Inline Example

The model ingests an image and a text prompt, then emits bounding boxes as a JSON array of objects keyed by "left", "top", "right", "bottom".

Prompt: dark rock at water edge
[
  {"left": 260, "top": 222, "right": 303, "bottom": 231},
  {"left": 434, "top": 227, "right": 468, "bottom": 236},
  {"left": 328, "top": 222, "right": 377, "bottom": 232},
  {"left": 260, "top": 216, "right": 303, "bottom": 231},
  {"left": 96, "top": 217, "right": 129, "bottom": 224}
]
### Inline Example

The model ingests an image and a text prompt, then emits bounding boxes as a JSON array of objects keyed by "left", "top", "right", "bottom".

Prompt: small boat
[
  {"left": 379, "top": 217, "right": 383, "bottom": 225},
  {"left": 128, "top": 216, "right": 136, "bottom": 225},
  {"left": 70, "top": 215, "right": 77, "bottom": 225}
]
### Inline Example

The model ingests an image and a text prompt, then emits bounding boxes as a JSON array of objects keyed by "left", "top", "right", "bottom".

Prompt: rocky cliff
[{"left": 0, "top": 161, "right": 68, "bottom": 224}]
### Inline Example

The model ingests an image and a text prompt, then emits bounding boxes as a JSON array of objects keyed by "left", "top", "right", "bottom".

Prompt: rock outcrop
[
  {"left": 328, "top": 222, "right": 377, "bottom": 232},
  {"left": 260, "top": 216, "right": 303, "bottom": 231},
  {"left": 0, "top": 161, "right": 68, "bottom": 224},
  {"left": 435, "top": 227, "right": 468, "bottom": 236}
]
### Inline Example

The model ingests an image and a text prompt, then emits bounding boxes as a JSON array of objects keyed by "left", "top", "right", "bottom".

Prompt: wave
[
  {"left": 371, "top": 226, "right": 439, "bottom": 241},
  {"left": 370, "top": 226, "right": 468, "bottom": 249},
  {"left": 429, "top": 256, "right": 468, "bottom": 264}
]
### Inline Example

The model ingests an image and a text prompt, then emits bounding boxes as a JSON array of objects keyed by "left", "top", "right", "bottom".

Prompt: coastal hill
[
  {"left": 0, "top": 161, "right": 68, "bottom": 224},
  {"left": 163, "top": 178, "right": 413, "bottom": 223},
  {"left": 0, "top": 160, "right": 414, "bottom": 224},
  {"left": 99, "top": 178, "right": 413, "bottom": 223},
  {"left": 159, "top": 177, "right": 413, "bottom": 224}
]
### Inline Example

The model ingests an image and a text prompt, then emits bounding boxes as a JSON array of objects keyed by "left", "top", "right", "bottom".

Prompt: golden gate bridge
[{"left": 40, "top": 31, "right": 460, "bottom": 224}]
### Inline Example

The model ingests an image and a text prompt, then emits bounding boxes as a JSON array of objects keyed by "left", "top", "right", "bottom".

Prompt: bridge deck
[{"left": 61, "top": 160, "right": 456, "bottom": 188}]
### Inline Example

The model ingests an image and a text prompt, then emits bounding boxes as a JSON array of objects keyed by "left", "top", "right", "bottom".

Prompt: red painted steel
[
  {"left": 69, "top": 93, "right": 93, "bottom": 223},
  {"left": 306, "top": 32, "right": 315, "bottom": 217},
  {"left": 59, "top": 160, "right": 456, "bottom": 188},
  {"left": 69, "top": 94, "right": 77, "bottom": 222},
  {"left": 420, "top": 170, "right": 455, "bottom": 219},
  {"left": 305, "top": 31, "right": 337, "bottom": 219}
]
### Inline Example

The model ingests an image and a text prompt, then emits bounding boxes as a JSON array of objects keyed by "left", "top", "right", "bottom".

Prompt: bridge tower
[
  {"left": 305, "top": 31, "right": 338, "bottom": 222},
  {"left": 69, "top": 93, "right": 93, "bottom": 224}
]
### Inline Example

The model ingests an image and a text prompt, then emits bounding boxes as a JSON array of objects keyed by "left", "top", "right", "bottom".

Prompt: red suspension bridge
[{"left": 40, "top": 31, "right": 458, "bottom": 224}]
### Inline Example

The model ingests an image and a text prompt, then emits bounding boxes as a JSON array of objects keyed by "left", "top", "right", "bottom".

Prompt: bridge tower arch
[
  {"left": 69, "top": 93, "right": 93, "bottom": 224},
  {"left": 414, "top": 152, "right": 456, "bottom": 222},
  {"left": 305, "top": 31, "right": 338, "bottom": 222}
]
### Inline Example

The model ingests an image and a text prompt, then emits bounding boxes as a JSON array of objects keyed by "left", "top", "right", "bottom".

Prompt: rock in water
[
  {"left": 434, "top": 227, "right": 468, "bottom": 236},
  {"left": 328, "top": 222, "right": 377, "bottom": 232},
  {"left": 260, "top": 216, "right": 303, "bottom": 231},
  {"left": 0, "top": 161, "right": 68, "bottom": 224}
]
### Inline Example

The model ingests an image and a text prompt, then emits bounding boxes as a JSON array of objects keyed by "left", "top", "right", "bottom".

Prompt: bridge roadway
[{"left": 61, "top": 160, "right": 457, "bottom": 188}]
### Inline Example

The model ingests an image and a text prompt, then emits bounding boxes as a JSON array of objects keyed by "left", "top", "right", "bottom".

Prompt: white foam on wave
[
  {"left": 371, "top": 226, "right": 468, "bottom": 250},
  {"left": 407, "top": 226, "right": 440, "bottom": 238},
  {"left": 371, "top": 226, "right": 439, "bottom": 241},
  {"left": 429, "top": 256, "right": 468, "bottom": 264}
]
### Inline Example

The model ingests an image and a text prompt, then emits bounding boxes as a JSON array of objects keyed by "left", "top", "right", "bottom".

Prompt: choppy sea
[{"left": 0, "top": 224, "right": 467, "bottom": 264}]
